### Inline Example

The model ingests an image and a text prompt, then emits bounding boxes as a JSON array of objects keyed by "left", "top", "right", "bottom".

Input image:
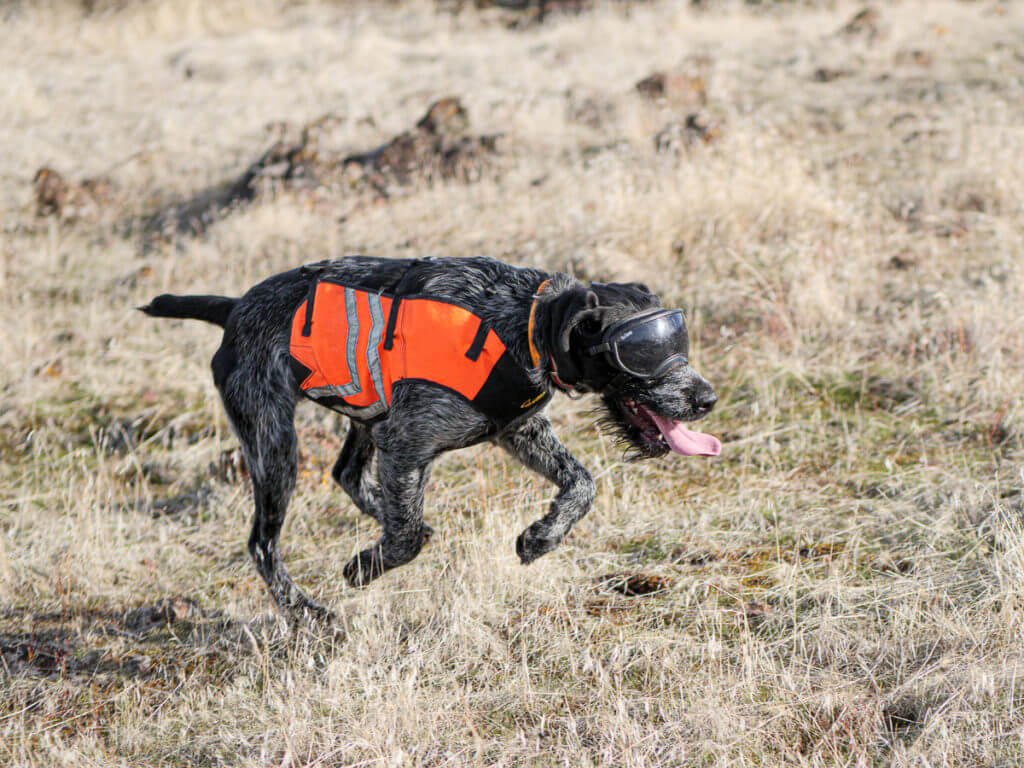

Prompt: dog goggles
[{"left": 585, "top": 309, "right": 690, "bottom": 379}]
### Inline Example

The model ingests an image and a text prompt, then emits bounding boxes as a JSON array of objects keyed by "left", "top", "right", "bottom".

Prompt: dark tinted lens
[{"left": 613, "top": 311, "right": 689, "bottom": 376}]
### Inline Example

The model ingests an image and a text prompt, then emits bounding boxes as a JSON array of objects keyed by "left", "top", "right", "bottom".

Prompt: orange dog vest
[{"left": 289, "top": 279, "right": 550, "bottom": 429}]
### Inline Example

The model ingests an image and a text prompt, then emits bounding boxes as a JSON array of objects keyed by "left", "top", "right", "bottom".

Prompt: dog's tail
[{"left": 139, "top": 294, "right": 237, "bottom": 328}]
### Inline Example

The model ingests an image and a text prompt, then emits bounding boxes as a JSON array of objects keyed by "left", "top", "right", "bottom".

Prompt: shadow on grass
[{"left": 0, "top": 597, "right": 267, "bottom": 683}]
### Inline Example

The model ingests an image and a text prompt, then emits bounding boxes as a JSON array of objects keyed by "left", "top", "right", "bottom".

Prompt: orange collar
[{"left": 527, "top": 279, "right": 550, "bottom": 369}]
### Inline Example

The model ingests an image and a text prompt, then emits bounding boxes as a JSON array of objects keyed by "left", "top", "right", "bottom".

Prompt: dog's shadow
[{"left": 0, "top": 597, "right": 344, "bottom": 683}]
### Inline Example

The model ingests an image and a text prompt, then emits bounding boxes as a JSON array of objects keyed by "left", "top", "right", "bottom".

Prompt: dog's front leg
[
  {"left": 342, "top": 447, "right": 433, "bottom": 588},
  {"left": 332, "top": 422, "right": 437, "bottom": 543},
  {"left": 332, "top": 422, "right": 384, "bottom": 523},
  {"left": 497, "top": 415, "right": 596, "bottom": 564}
]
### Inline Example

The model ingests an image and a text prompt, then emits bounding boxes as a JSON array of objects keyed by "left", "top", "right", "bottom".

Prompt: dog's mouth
[{"left": 612, "top": 398, "right": 722, "bottom": 459}]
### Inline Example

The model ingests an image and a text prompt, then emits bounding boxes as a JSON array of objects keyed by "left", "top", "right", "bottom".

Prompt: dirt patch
[
  {"left": 342, "top": 96, "right": 502, "bottom": 197},
  {"left": 33, "top": 167, "right": 116, "bottom": 220},
  {"left": 118, "top": 98, "right": 502, "bottom": 244},
  {"left": 596, "top": 572, "right": 673, "bottom": 597},
  {"left": 1, "top": 634, "right": 158, "bottom": 678},
  {"left": 812, "top": 67, "right": 854, "bottom": 83},
  {"left": 0, "top": 387, "right": 214, "bottom": 467}
]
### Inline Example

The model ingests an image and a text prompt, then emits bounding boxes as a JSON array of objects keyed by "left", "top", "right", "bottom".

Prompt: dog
[{"left": 141, "top": 256, "right": 720, "bottom": 621}]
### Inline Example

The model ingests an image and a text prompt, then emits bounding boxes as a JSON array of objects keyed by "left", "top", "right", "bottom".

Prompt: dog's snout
[{"left": 692, "top": 386, "right": 718, "bottom": 416}]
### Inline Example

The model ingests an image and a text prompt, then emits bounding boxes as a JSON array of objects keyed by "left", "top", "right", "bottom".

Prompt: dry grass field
[{"left": 2, "top": 0, "right": 1024, "bottom": 765}]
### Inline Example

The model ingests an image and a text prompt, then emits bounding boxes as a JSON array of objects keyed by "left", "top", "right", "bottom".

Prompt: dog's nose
[{"left": 692, "top": 388, "right": 718, "bottom": 416}]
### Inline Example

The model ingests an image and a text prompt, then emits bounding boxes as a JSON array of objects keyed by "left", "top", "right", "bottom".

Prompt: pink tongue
[{"left": 644, "top": 407, "right": 722, "bottom": 457}]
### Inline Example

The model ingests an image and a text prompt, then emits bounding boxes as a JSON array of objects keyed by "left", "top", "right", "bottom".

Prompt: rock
[
  {"left": 33, "top": 167, "right": 115, "bottom": 219},
  {"left": 635, "top": 71, "right": 667, "bottom": 99},
  {"left": 812, "top": 67, "right": 853, "bottom": 83},
  {"left": 33, "top": 167, "right": 68, "bottom": 217},
  {"left": 635, "top": 67, "right": 708, "bottom": 109},
  {"left": 415, "top": 96, "right": 470, "bottom": 138},
  {"left": 887, "top": 251, "right": 919, "bottom": 270}
]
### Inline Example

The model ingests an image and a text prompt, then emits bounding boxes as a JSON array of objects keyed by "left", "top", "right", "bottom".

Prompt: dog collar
[
  {"left": 548, "top": 355, "right": 579, "bottom": 396},
  {"left": 528, "top": 279, "right": 580, "bottom": 396},
  {"left": 527, "top": 279, "right": 550, "bottom": 369}
]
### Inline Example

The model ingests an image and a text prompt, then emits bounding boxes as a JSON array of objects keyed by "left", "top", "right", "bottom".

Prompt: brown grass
[{"left": 2, "top": 0, "right": 1024, "bottom": 765}]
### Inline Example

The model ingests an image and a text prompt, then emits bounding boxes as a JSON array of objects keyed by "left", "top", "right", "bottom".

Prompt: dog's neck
[{"left": 527, "top": 279, "right": 578, "bottom": 395}]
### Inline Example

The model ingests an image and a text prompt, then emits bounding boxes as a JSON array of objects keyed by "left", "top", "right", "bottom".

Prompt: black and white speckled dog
[{"left": 141, "top": 256, "right": 720, "bottom": 621}]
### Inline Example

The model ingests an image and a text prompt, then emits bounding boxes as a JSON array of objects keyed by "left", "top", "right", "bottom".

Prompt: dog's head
[{"left": 537, "top": 280, "right": 720, "bottom": 460}]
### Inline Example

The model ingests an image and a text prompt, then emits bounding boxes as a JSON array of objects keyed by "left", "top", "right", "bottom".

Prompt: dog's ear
[
  {"left": 557, "top": 291, "right": 607, "bottom": 353},
  {"left": 540, "top": 287, "right": 608, "bottom": 387}
]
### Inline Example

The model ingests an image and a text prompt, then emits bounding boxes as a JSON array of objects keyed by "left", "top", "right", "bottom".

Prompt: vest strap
[
  {"left": 465, "top": 320, "right": 490, "bottom": 361},
  {"left": 301, "top": 280, "right": 317, "bottom": 337},
  {"left": 382, "top": 296, "right": 402, "bottom": 350}
]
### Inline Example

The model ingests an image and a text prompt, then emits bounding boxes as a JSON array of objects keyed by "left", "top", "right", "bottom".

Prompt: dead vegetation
[
  {"left": 33, "top": 98, "right": 502, "bottom": 246},
  {"left": 3, "top": 1, "right": 1024, "bottom": 766}
]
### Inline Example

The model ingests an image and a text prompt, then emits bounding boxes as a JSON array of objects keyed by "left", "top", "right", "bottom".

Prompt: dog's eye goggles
[{"left": 585, "top": 309, "right": 689, "bottom": 379}]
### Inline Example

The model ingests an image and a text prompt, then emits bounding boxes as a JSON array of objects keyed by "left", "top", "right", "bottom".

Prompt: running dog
[{"left": 141, "top": 256, "right": 720, "bottom": 621}]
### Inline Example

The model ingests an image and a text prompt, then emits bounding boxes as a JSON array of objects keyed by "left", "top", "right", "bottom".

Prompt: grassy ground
[{"left": 2, "top": 0, "right": 1023, "bottom": 765}]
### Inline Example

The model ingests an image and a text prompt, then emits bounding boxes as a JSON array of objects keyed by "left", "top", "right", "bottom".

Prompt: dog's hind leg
[
  {"left": 214, "top": 345, "right": 331, "bottom": 622},
  {"left": 497, "top": 415, "right": 596, "bottom": 564}
]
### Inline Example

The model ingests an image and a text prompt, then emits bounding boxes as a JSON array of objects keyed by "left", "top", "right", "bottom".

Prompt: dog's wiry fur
[{"left": 141, "top": 256, "right": 717, "bottom": 621}]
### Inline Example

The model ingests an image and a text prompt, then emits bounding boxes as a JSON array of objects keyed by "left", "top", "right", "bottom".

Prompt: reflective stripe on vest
[{"left": 290, "top": 284, "right": 395, "bottom": 408}]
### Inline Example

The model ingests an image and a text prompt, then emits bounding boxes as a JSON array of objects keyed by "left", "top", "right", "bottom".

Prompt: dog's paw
[
  {"left": 516, "top": 525, "right": 560, "bottom": 564},
  {"left": 343, "top": 548, "right": 385, "bottom": 588}
]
